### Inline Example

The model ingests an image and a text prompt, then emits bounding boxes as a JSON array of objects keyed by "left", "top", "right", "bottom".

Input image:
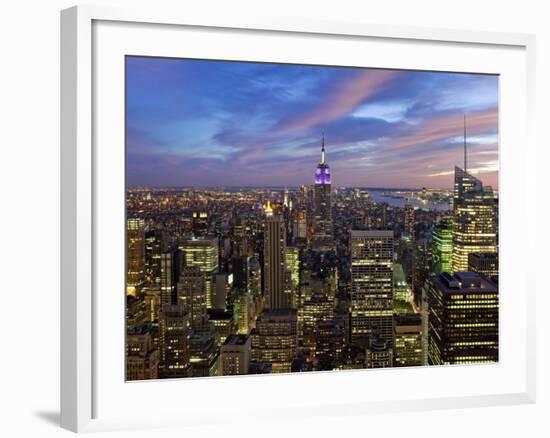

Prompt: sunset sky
[{"left": 126, "top": 56, "right": 498, "bottom": 189}]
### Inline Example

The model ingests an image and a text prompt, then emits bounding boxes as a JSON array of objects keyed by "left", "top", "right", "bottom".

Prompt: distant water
[{"left": 368, "top": 189, "right": 452, "bottom": 212}]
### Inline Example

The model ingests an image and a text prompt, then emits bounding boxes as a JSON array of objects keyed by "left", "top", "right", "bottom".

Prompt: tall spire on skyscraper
[
  {"left": 463, "top": 114, "right": 467, "bottom": 173},
  {"left": 313, "top": 130, "right": 333, "bottom": 251},
  {"left": 321, "top": 131, "right": 326, "bottom": 164},
  {"left": 314, "top": 131, "right": 331, "bottom": 185}
]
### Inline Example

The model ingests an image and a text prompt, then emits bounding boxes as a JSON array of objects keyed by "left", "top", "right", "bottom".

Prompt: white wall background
[{"left": 0, "top": 0, "right": 546, "bottom": 436}]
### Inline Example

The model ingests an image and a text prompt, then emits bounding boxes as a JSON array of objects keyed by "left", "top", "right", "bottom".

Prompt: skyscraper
[
  {"left": 315, "top": 320, "right": 346, "bottom": 370},
  {"left": 143, "top": 288, "right": 161, "bottom": 323},
  {"left": 302, "top": 295, "right": 334, "bottom": 351},
  {"left": 393, "top": 313, "right": 423, "bottom": 367},
  {"left": 232, "top": 255, "right": 248, "bottom": 290},
  {"left": 188, "top": 326, "right": 220, "bottom": 377},
  {"left": 159, "top": 249, "right": 181, "bottom": 307},
  {"left": 404, "top": 203, "right": 415, "bottom": 235},
  {"left": 312, "top": 134, "right": 332, "bottom": 249},
  {"left": 264, "top": 213, "right": 288, "bottom": 309},
  {"left": 192, "top": 211, "right": 209, "bottom": 237},
  {"left": 285, "top": 246, "right": 300, "bottom": 307},
  {"left": 233, "top": 289, "right": 254, "bottom": 335},
  {"left": 127, "top": 218, "right": 145, "bottom": 297},
  {"left": 144, "top": 228, "right": 164, "bottom": 286},
  {"left": 207, "top": 309, "right": 234, "bottom": 348},
  {"left": 432, "top": 219, "right": 453, "bottom": 274},
  {"left": 248, "top": 256, "right": 262, "bottom": 297},
  {"left": 232, "top": 216, "right": 248, "bottom": 257},
  {"left": 220, "top": 334, "right": 251, "bottom": 376},
  {"left": 296, "top": 209, "right": 307, "bottom": 240},
  {"left": 159, "top": 304, "right": 191, "bottom": 378},
  {"left": 350, "top": 230, "right": 394, "bottom": 347},
  {"left": 177, "top": 266, "right": 207, "bottom": 330},
  {"left": 126, "top": 324, "right": 159, "bottom": 380},
  {"left": 468, "top": 252, "right": 499, "bottom": 278},
  {"left": 452, "top": 131, "right": 497, "bottom": 272},
  {"left": 426, "top": 272, "right": 498, "bottom": 365},
  {"left": 212, "top": 272, "right": 232, "bottom": 310},
  {"left": 412, "top": 234, "right": 432, "bottom": 304},
  {"left": 126, "top": 295, "right": 147, "bottom": 332},
  {"left": 251, "top": 309, "right": 298, "bottom": 373},
  {"left": 180, "top": 238, "right": 219, "bottom": 309},
  {"left": 177, "top": 256, "right": 220, "bottom": 378}
]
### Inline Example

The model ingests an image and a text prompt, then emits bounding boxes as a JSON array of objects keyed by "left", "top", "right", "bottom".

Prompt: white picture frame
[{"left": 60, "top": 4, "right": 537, "bottom": 433}]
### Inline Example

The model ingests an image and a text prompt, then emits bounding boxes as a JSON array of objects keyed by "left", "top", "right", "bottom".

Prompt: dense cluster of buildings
[{"left": 126, "top": 135, "right": 499, "bottom": 380}]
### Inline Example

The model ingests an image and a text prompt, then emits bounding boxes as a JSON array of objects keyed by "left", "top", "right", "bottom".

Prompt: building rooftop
[
  {"left": 207, "top": 309, "right": 233, "bottom": 320},
  {"left": 469, "top": 252, "right": 499, "bottom": 260},
  {"left": 351, "top": 229, "right": 393, "bottom": 238},
  {"left": 434, "top": 272, "right": 498, "bottom": 294},
  {"left": 222, "top": 334, "right": 249, "bottom": 346},
  {"left": 180, "top": 236, "right": 218, "bottom": 245},
  {"left": 316, "top": 319, "right": 345, "bottom": 333},
  {"left": 259, "top": 308, "right": 297, "bottom": 317},
  {"left": 393, "top": 313, "right": 422, "bottom": 334},
  {"left": 127, "top": 322, "right": 155, "bottom": 336},
  {"left": 394, "top": 313, "right": 422, "bottom": 326},
  {"left": 369, "top": 336, "right": 390, "bottom": 352}
]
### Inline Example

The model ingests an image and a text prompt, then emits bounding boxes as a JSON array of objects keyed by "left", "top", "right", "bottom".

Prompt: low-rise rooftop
[{"left": 222, "top": 334, "right": 249, "bottom": 346}]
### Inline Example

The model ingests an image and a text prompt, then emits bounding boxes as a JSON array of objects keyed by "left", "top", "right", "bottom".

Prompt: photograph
[
  {"left": 1, "top": 0, "right": 544, "bottom": 436},
  {"left": 125, "top": 56, "right": 499, "bottom": 380}
]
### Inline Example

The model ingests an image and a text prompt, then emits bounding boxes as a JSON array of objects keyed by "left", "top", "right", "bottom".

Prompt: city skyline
[
  {"left": 125, "top": 57, "right": 499, "bottom": 381},
  {"left": 126, "top": 57, "right": 499, "bottom": 189},
  {"left": 126, "top": 161, "right": 499, "bottom": 378}
]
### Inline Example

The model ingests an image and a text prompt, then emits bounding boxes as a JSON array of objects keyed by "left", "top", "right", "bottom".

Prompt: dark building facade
[
  {"left": 468, "top": 252, "right": 499, "bottom": 278},
  {"left": 264, "top": 211, "right": 288, "bottom": 309},
  {"left": 426, "top": 272, "right": 498, "bottom": 365}
]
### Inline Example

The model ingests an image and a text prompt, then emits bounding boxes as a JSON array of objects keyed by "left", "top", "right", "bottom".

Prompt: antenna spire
[
  {"left": 321, "top": 132, "right": 325, "bottom": 164},
  {"left": 463, "top": 114, "right": 467, "bottom": 173}
]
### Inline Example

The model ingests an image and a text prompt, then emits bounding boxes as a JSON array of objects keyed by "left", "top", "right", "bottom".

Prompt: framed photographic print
[{"left": 61, "top": 5, "right": 536, "bottom": 433}]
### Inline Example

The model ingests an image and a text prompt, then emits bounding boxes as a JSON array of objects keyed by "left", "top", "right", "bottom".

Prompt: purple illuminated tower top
[{"left": 314, "top": 134, "right": 331, "bottom": 185}]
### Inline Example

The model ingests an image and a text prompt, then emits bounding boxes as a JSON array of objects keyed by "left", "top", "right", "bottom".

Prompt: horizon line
[{"left": 126, "top": 185, "right": 460, "bottom": 191}]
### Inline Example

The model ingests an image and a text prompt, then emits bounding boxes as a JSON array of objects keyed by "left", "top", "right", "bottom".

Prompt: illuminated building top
[
  {"left": 315, "top": 134, "right": 331, "bottom": 185},
  {"left": 264, "top": 200, "right": 273, "bottom": 217}
]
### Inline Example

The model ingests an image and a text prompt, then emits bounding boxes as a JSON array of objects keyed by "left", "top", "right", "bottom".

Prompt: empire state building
[{"left": 312, "top": 134, "right": 333, "bottom": 250}]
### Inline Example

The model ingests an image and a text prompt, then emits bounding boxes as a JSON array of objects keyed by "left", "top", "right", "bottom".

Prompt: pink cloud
[
  {"left": 234, "top": 70, "right": 399, "bottom": 166},
  {"left": 276, "top": 69, "right": 399, "bottom": 133},
  {"left": 385, "top": 109, "right": 498, "bottom": 152}
]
